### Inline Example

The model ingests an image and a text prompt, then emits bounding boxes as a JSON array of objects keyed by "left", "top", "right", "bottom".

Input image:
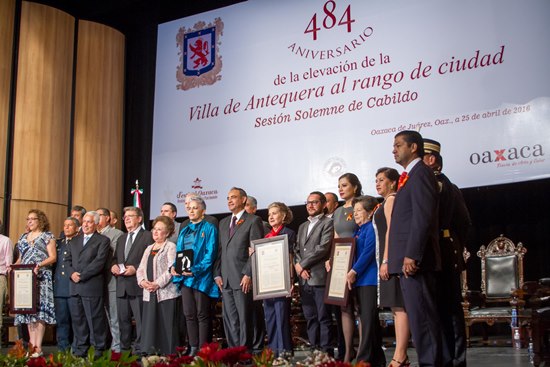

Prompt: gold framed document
[
  {"left": 9, "top": 264, "right": 39, "bottom": 314},
  {"left": 251, "top": 234, "right": 291, "bottom": 300},
  {"left": 324, "top": 238, "right": 356, "bottom": 306}
]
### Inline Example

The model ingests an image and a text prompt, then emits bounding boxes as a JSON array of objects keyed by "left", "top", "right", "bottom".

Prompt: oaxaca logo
[
  {"left": 190, "top": 178, "right": 218, "bottom": 201},
  {"left": 191, "top": 177, "right": 203, "bottom": 190},
  {"left": 176, "top": 18, "right": 224, "bottom": 91},
  {"left": 469, "top": 144, "right": 544, "bottom": 165}
]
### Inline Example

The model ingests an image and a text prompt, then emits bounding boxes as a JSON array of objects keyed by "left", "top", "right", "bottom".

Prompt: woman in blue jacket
[
  {"left": 346, "top": 196, "right": 386, "bottom": 366},
  {"left": 171, "top": 196, "right": 219, "bottom": 356}
]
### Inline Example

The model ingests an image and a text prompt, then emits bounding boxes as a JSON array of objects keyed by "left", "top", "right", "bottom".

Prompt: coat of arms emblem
[{"left": 176, "top": 18, "right": 224, "bottom": 90}]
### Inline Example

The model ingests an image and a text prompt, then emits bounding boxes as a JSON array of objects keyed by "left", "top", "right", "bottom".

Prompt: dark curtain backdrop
[{"left": 122, "top": 12, "right": 550, "bottom": 290}]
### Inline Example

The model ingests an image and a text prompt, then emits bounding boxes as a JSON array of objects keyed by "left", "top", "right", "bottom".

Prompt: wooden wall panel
[
  {"left": 0, "top": 0, "right": 16, "bottom": 223},
  {"left": 72, "top": 20, "right": 125, "bottom": 213},
  {"left": 8, "top": 201, "right": 66, "bottom": 243},
  {"left": 11, "top": 2, "right": 74, "bottom": 236}
]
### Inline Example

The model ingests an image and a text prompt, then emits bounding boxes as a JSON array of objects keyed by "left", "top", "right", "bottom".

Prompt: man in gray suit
[
  {"left": 294, "top": 191, "right": 334, "bottom": 353},
  {"left": 214, "top": 187, "right": 263, "bottom": 350},
  {"left": 65, "top": 211, "right": 111, "bottom": 357},
  {"left": 96, "top": 207, "right": 123, "bottom": 352},
  {"left": 111, "top": 206, "right": 153, "bottom": 355}
]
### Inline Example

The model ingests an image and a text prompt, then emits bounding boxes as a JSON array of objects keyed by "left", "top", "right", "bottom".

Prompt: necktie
[
  {"left": 125, "top": 232, "right": 134, "bottom": 259},
  {"left": 398, "top": 171, "right": 408, "bottom": 190},
  {"left": 229, "top": 216, "right": 237, "bottom": 237},
  {"left": 83, "top": 235, "right": 90, "bottom": 246}
]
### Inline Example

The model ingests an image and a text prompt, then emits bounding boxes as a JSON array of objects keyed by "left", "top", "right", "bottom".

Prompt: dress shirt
[
  {"left": 404, "top": 157, "right": 421, "bottom": 172},
  {"left": 230, "top": 210, "right": 245, "bottom": 227},
  {"left": 307, "top": 214, "right": 324, "bottom": 236},
  {"left": 0, "top": 234, "right": 13, "bottom": 275}
]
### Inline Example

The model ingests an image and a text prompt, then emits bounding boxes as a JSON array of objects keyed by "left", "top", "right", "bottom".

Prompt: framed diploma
[
  {"left": 9, "top": 264, "right": 39, "bottom": 314},
  {"left": 324, "top": 238, "right": 356, "bottom": 306},
  {"left": 251, "top": 235, "right": 291, "bottom": 300}
]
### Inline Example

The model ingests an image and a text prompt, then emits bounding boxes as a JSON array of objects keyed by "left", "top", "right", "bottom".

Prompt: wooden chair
[{"left": 463, "top": 234, "right": 528, "bottom": 346}]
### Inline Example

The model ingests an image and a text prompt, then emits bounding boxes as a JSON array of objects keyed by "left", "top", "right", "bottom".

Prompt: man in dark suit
[
  {"left": 388, "top": 130, "right": 442, "bottom": 367},
  {"left": 244, "top": 195, "right": 268, "bottom": 353},
  {"left": 294, "top": 191, "right": 334, "bottom": 353},
  {"left": 111, "top": 206, "right": 153, "bottom": 355},
  {"left": 424, "top": 138, "right": 471, "bottom": 367},
  {"left": 213, "top": 187, "right": 263, "bottom": 350},
  {"left": 65, "top": 211, "right": 111, "bottom": 357},
  {"left": 324, "top": 191, "right": 345, "bottom": 360}
]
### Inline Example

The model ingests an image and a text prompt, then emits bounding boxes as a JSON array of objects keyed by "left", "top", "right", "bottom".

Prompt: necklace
[{"left": 28, "top": 232, "right": 42, "bottom": 245}]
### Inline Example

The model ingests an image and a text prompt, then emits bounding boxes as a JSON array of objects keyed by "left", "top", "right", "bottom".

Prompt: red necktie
[{"left": 398, "top": 171, "right": 408, "bottom": 190}]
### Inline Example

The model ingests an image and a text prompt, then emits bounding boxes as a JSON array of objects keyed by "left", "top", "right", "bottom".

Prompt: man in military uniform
[
  {"left": 424, "top": 138, "right": 471, "bottom": 367},
  {"left": 54, "top": 217, "right": 79, "bottom": 351}
]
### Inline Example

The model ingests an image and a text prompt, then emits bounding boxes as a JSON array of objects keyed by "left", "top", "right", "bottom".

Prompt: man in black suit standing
[
  {"left": 111, "top": 206, "right": 153, "bottom": 355},
  {"left": 424, "top": 138, "right": 471, "bottom": 367},
  {"left": 65, "top": 211, "right": 111, "bottom": 357},
  {"left": 388, "top": 130, "right": 442, "bottom": 367},
  {"left": 214, "top": 187, "right": 264, "bottom": 350},
  {"left": 294, "top": 191, "right": 334, "bottom": 353}
]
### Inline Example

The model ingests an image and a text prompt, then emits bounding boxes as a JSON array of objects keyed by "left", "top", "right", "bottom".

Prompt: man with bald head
[{"left": 65, "top": 211, "right": 111, "bottom": 357}]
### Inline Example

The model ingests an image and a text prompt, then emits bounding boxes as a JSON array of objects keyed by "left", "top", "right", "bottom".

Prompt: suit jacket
[
  {"left": 294, "top": 215, "right": 334, "bottom": 287},
  {"left": 388, "top": 160, "right": 441, "bottom": 274},
  {"left": 112, "top": 228, "right": 153, "bottom": 297},
  {"left": 213, "top": 211, "right": 263, "bottom": 289},
  {"left": 100, "top": 226, "right": 124, "bottom": 292},
  {"left": 168, "top": 221, "right": 181, "bottom": 244},
  {"left": 65, "top": 232, "right": 111, "bottom": 297},
  {"left": 437, "top": 172, "right": 471, "bottom": 273},
  {"left": 54, "top": 237, "right": 72, "bottom": 297}
]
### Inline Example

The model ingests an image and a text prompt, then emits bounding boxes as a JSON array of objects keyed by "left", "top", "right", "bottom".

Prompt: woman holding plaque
[
  {"left": 137, "top": 215, "right": 180, "bottom": 355},
  {"left": 373, "top": 167, "right": 410, "bottom": 367},
  {"left": 262, "top": 202, "right": 296, "bottom": 358},
  {"left": 14, "top": 209, "right": 57, "bottom": 357},
  {"left": 346, "top": 196, "right": 385, "bottom": 366},
  {"left": 171, "top": 196, "right": 219, "bottom": 356},
  {"left": 331, "top": 172, "right": 362, "bottom": 362}
]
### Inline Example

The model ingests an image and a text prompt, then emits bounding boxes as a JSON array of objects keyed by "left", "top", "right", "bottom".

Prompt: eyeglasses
[
  {"left": 305, "top": 200, "right": 321, "bottom": 206},
  {"left": 123, "top": 214, "right": 138, "bottom": 219},
  {"left": 26, "top": 217, "right": 39, "bottom": 221}
]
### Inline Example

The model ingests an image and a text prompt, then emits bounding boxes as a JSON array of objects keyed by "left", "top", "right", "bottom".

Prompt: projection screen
[{"left": 151, "top": 0, "right": 550, "bottom": 214}]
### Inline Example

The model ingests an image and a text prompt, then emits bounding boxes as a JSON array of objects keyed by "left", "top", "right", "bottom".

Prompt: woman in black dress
[
  {"left": 137, "top": 216, "right": 180, "bottom": 355},
  {"left": 373, "top": 167, "right": 410, "bottom": 367}
]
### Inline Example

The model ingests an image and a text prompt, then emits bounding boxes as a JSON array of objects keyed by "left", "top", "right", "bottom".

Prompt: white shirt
[{"left": 307, "top": 214, "right": 324, "bottom": 236}]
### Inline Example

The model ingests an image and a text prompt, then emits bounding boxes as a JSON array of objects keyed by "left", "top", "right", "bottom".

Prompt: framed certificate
[
  {"left": 9, "top": 264, "right": 39, "bottom": 314},
  {"left": 251, "top": 235, "right": 291, "bottom": 300},
  {"left": 324, "top": 238, "right": 356, "bottom": 306}
]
